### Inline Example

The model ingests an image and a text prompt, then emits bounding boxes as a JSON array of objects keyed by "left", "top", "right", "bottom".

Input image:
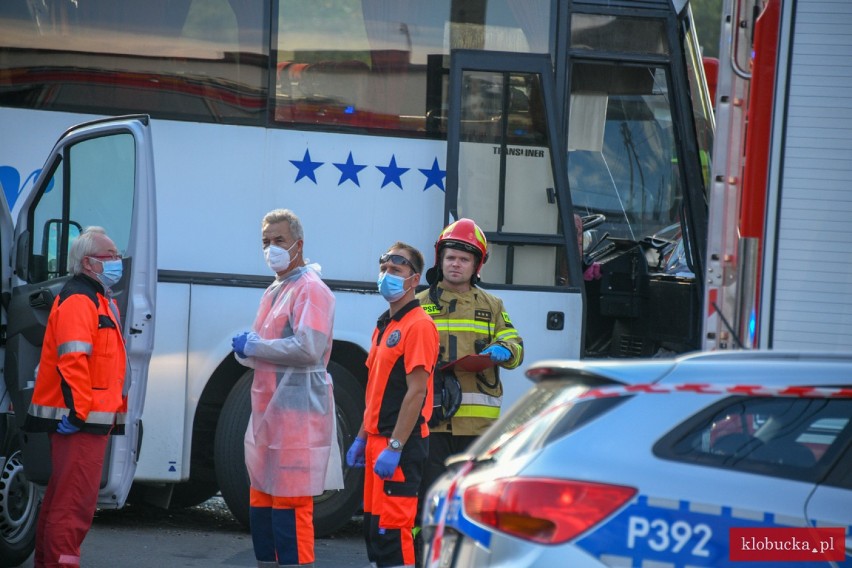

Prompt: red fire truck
[{"left": 703, "top": 0, "right": 852, "bottom": 352}]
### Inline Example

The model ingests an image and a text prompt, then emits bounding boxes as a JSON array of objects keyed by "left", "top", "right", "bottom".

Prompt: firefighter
[
  {"left": 346, "top": 242, "right": 439, "bottom": 568},
  {"left": 232, "top": 209, "right": 343, "bottom": 567},
  {"left": 415, "top": 218, "right": 524, "bottom": 534},
  {"left": 25, "top": 227, "right": 128, "bottom": 568}
]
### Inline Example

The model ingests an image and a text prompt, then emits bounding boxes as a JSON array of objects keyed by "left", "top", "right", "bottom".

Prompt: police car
[{"left": 421, "top": 351, "right": 852, "bottom": 567}]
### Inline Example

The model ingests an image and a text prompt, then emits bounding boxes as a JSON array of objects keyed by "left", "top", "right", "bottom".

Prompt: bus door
[
  {"left": 446, "top": 50, "right": 584, "bottom": 399},
  {"left": 3, "top": 116, "right": 157, "bottom": 508}
]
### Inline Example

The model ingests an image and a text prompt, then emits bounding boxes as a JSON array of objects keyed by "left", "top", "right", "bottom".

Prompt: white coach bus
[{"left": 0, "top": 0, "right": 713, "bottom": 564}]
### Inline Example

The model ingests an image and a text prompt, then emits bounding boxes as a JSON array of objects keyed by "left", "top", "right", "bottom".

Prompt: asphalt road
[{"left": 15, "top": 496, "right": 368, "bottom": 567}]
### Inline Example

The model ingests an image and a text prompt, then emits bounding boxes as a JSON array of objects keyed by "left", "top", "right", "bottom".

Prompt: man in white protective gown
[{"left": 232, "top": 208, "right": 344, "bottom": 568}]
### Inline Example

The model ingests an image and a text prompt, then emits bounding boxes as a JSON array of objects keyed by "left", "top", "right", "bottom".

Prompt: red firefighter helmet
[{"left": 426, "top": 218, "right": 489, "bottom": 285}]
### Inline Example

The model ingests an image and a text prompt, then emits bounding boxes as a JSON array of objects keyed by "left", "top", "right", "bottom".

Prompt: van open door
[
  {"left": 2, "top": 115, "right": 156, "bottom": 562},
  {"left": 445, "top": 51, "right": 584, "bottom": 402}
]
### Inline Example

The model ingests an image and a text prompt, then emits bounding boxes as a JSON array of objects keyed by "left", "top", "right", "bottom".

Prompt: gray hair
[
  {"left": 68, "top": 226, "right": 107, "bottom": 275},
  {"left": 262, "top": 209, "right": 304, "bottom": 241}
]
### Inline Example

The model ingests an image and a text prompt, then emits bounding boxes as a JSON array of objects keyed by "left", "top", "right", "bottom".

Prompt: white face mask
[{"left": 264, "top": 242, "right": 297, "bottom": 273}]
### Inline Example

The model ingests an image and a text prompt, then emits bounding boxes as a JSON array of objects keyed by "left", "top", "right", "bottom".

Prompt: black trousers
[{"left": 417, "top": 432, "right": 477, "bottom": 524}]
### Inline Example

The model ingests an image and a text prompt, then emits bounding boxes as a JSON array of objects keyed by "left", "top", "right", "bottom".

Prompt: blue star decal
[
  {"left": 376, "top": 155, "right": 410, "bottom": 190},
  {"left": 289, "top": 150, "right": 323, "bottom": 183},
  {"left": 333, "top": 152, "right": 367, "bottom": 187},
  {"left": 419, "top": 158, "right": 446, "bottom": 192}
]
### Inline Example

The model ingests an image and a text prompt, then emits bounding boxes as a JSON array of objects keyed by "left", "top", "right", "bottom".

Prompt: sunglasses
[{"left": 379, "top": 253, "right": 415, "bottom": 271}]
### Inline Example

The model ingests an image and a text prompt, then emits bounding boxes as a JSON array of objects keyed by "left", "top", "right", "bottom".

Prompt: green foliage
[{"left": 691, "top": 0, "right": 724, "bottom": 58}]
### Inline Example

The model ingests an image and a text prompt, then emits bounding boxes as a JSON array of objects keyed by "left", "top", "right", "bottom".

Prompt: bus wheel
[
  {"left": 313, "top": 361, "right": 365, "bottom": 537},
  {"left": 168, "top": 477, "right": 220, "bottom": 509},
  {"left": 214, "top": 370, "right": 252, "bottom": 529},
  {"left": 0, "top": 444, "right": 39, "bottom": 568}
]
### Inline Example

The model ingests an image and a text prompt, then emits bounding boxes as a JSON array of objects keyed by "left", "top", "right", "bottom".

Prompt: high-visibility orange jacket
[
  {"left": 25, "top": 274, "right": 127, "bottom": 435},
  {"left": 364, "top": 300, "right": 439, "bottom": 439}
]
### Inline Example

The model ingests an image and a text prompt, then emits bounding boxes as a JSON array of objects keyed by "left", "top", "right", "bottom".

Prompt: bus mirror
[{"left": 568, "top": 93, "right": 607, "bottom": 152}]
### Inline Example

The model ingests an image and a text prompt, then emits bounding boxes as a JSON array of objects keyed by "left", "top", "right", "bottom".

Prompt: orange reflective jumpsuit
[
  {"left": 363, "top": 300, "right": 439, "bottom": 568},
  {"left": 25, "top": 274, "right": 127, "bottom": 568},
  {"left": 236, "top": 265, "right": 343, "bottom": 566}
]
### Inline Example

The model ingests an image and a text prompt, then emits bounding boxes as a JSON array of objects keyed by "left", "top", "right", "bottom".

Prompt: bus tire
[
  {"left": 0, "top": 441, "right": 39, "bottom": 568},
  {"left": 214, "top": 364, "right": 366, "bottom": 537},
  {"left": 167, "top": 478, "right": 220, "bottom": 509},
  {"left": 313, "top": 361, "right": 365, "bottom": 537},
  {"left": 214, "top": 370, "right": 252, "bottom": 529}
]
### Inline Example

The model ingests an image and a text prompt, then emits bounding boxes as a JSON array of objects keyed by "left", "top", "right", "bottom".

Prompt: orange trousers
[
  {"left": 249, "top": 487, "right": 314, "bottom": 565},
  {"left": 362, "top": 434, "right": 427, "bottom": 567}
]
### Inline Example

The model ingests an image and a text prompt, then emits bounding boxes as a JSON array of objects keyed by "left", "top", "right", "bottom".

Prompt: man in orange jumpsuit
[
  {"left": 232, "top": 209, "right": 343, "bottom": 567},
  {"left": 346, "top": 242, "right": 439, "bottom": 568},
  {"left": 25, "top": 227, "right": 127, "bottom": 568}
]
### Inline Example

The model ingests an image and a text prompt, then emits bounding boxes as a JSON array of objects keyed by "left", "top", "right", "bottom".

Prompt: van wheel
[
  {"left": 0, "top": 445, "right": 39, "bottom": 568},
  {"left": 214, "top": 364, "right": 365, "bottom": 537}
]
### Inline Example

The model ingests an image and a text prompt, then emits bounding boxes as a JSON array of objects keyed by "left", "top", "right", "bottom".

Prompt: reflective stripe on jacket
[
  {"left": 416, "top": 284, "right": 523, "bottom": 436},
  {"left": 25, "top": 274, "right": 127, "bottom": 435}
]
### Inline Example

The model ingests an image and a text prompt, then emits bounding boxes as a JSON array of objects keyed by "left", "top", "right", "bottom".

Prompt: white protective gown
[{"left": 236, "top": 264, "right": 344, "bottom": 496}]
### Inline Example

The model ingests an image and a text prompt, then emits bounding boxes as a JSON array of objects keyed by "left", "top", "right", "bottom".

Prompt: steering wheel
[{"left": 580, "top": 213, "right": 606, "bottom": 230}]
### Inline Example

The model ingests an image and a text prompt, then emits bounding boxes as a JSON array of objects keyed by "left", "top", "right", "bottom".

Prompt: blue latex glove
[
  {"left": 232, "top": 332, "right": 250, "bottom": 358},
  {"left": 481, "top": 344, "right": 512, "bottom": 363},
  {"left": 57, "top": 416, "right": 80, "bottom": 435},
  {"left": 346, "top": 437, "right": 366, "bottom": 468},
  {"left": 374, "top": 448, "right": 402, "bottom": 480}
]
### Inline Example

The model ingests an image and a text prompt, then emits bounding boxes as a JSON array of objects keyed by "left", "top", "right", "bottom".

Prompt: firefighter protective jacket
[
  {"left": 416, "top": 283, "right": 523, "bottom": 436},
  {"left": 25, "top": 274, "right": 127, "bottom": 435}
]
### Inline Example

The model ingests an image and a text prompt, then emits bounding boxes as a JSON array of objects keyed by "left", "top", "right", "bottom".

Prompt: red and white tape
[{"left": 577, "top": 383, "right": 852, "bottom": 400}]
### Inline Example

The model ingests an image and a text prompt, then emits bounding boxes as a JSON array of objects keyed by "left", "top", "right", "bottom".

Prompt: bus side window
[
  {"left": 276, "top": 60, "right": 371, "bottom": 124},
  {"left": 274, "top": 0, "right": 551, "bottom": 135}
]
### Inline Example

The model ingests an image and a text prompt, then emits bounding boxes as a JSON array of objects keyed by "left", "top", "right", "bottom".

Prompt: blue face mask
[
  {"left": 91, "top": 258, "right": 123, "bottom": 288},
  {"left": 377, "top": 272, "right": 408, "bottom": 302}
]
